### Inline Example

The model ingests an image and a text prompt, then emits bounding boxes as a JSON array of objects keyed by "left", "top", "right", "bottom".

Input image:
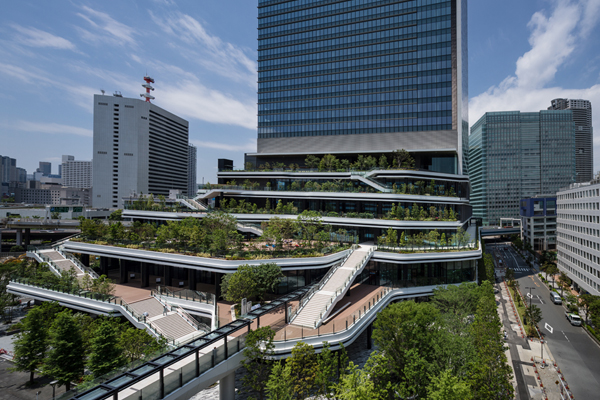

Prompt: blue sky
[{"left": 1, "top": 0, "right": 599, "bottom": 184}]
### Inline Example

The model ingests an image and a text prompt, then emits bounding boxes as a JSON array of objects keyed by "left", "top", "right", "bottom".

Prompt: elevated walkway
[{"left": 290, "top": 245, "right": 375, "bottom": 328}]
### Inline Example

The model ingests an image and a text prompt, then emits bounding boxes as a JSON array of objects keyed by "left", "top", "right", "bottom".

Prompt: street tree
[
  {"left": 240, "top": 327, "right": 275, "bottom": 400},
  {"left": 120, "top": 327, "right": 167, "bottom": 363},
  {"left": 468, "top": 293, "right": 514, "bottom": 400},
  {"left": 11, "top": 306, "right": 49, "bottom": 384},
  {"left": 88, "top": 318, "right": 127, "bottom": 377},
  {"left": 43, "top": 310, "right": 85, "bottom": 391},
  {"left": 265, "top": 361, "right": 293, "bottom": 400},
  {"left": 427, "top": 369, "right": 473, "bottom": 400},
  {"left": 558, "top": 271, "right": 570, "bottom": 297},
  {"left": 287, "top": 342, "right": 319, "bottom": 399}
]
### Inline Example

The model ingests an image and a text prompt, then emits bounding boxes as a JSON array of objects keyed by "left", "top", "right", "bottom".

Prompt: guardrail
[
  {"left": 8, "top": 276, "right": 181, "bottom": 344},
  {"left": 288, "top": 248, "right": 355, "bottom": 324},
  {"left": 314, "top": 247, "right": 376, "bottom": 328},
  {"left": 154, "top": 286, "right": 216, "bottom": 305}
]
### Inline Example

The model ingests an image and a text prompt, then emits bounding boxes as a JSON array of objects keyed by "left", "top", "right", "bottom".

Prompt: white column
[
  {"left": 16, "top": 229, "right": 22, "bottom": 246},
  {"left": 219, "top": 371, "right": 236, "bottom": 400}
]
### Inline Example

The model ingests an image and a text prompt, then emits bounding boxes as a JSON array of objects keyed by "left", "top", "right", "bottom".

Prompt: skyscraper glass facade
[
  {"left": 469, "top": 111, "right": 576, "bottom": 225},
  {"left": 256, "top": 0, "right": 468, "bottom": 174}
]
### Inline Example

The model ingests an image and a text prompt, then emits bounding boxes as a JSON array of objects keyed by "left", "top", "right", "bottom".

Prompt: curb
[{"left": 583, "top": 325, "right": 600, "bottom": 349}]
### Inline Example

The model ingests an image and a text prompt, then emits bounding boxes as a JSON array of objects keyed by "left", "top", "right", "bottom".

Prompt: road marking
[
  {"left": 562, "top": 331, "right": 570, "bottom": 342},
  {"left": 536, "top": 295, "right": 544, "bottom": 304},
  {"left": 545, "top": 323, "right": 553, "bottom": 334}
]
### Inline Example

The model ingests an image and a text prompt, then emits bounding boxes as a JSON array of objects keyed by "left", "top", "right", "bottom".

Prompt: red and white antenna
[{"left": 140, "top": 76, "right": 155, "bottom": 103}]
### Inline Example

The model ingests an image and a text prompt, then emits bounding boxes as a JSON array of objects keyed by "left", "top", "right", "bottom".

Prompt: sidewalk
[{"left": 497, "top": 281, "right": 575, "bottom": 399}]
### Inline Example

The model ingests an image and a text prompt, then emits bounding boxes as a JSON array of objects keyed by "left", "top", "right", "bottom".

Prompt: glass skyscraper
[
  {"left": 251, "top": 0, "right": 469, "bottom": 175},
  {"left": 469, "top": 111, "right": 576, "bottom": 226}
]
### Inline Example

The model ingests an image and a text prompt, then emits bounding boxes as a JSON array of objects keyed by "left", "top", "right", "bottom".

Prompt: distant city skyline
[{"left": 1, "top": 0, "right": 599, "bottom": 182}]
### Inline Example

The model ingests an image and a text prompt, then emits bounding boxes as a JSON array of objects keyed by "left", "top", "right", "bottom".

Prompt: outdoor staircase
[
  {"left": 37, "top": 249, "right": 87, "bottom": 278},
  {"left": 129, "top": 296, "right": 201, "bottom": 342},
  {"left": 350, "top": 173, "right": 391, "bottom": 193},
  {"left": 291, "top": 245, "right": 375, "bottom": 328},
  {"left": 176, "top": 197, "right": 208, "bottom": 211}
]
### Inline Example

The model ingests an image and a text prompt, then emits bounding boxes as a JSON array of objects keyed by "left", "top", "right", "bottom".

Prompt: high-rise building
[
  {"left": 469, "top": 111, "right": 576, "bottom": 226},
  {"left": 548, "top": 98, "right": 593, "bottom": 183},
  {"left": 92, "top": 80, "right": 189, "bottom": 209},
  {"left": 37, "top": 161, "right": 51, "bottom": 176},
  {"left": 557, "top": 175, "right": 600, "bottom": 295},
  {"left": 251, "top": 0, "right": 469, "bottom": 176},
  {"left": 188, "top": 144, "right": 197, "bottom": 197},
  {"left": 215, "top": 0, "right": 477, "bottom": 300},
  {"left": 0, "top": 156, "right": 17, "bottom": 185},
  {"left": 62, "top": 155, "right": 92, "bottom": 189}
]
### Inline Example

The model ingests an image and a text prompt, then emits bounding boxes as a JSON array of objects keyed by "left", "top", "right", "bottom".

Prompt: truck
[{"left": 565, "top": 312, "right": 582, "bottom": 326}]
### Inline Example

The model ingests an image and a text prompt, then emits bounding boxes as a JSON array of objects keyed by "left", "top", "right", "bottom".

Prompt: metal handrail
[
  {"left": 288, "top": 248, "right": 354, "bottom": 323},
  {"left": 315, "top": 247, "right": 375, "bottom": 327}
]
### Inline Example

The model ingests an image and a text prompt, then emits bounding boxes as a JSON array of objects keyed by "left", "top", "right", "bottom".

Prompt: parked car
[
  {"left": 565, "top": 312, "right": 582, "bottom": 326},
  {"left": 550, "top": 292, "right": 562, "bottom": 305}
]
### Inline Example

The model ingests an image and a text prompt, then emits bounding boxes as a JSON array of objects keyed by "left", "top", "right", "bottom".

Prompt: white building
[
  {"left": 556, "top": 176, "right": 600, "bottom": 295},
  {"left": 62, "top": 155, "right": 93, "bottom": 189},
  {"left": 92, "top": 86, "right": 189, "bottom": 209}
]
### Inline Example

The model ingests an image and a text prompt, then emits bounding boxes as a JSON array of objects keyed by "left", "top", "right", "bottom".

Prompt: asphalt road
[{"left": 490, "top": 243, "right": 600, "bottom": 399}]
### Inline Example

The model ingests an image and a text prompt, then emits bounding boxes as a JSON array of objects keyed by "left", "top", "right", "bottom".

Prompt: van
[{"left": 550, "top": 292, "right": 562, "bottom": 305}]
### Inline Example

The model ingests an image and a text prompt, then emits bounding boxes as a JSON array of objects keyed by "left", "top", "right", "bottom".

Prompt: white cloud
[
  {"left": 11, "top": 25, "right": 76, "bottom": 50},
  {"left": 469, "top": 0, "right": 600, "bottom": 172},
  {"left": 149, "top": 11, "right": 256, "bottom": 86},
  {"left": 158, "top": 79, "right": 257, "bottom": 129},
  {"left": 12, "top": 121, "right": 92, "bottom": 137},
  {"left": 76, "top": 6, "right": 137, "bottom": 47},
  {"left": 192, "top": 138, "right": 257, "bottom": 152}
]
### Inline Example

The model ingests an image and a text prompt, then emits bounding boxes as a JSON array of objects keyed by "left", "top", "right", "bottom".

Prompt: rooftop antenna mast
[{"left": 140, "top": 75, "right": 155, "bottom": 103}]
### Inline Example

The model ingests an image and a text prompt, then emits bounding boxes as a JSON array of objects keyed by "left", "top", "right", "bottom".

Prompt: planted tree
[
  {"left": 87, "top": 318, "right": 127, "bottom": 377},
  {"left": 43, "top": 310, "right": 85, "bottom": 391},
  {"left": 240, "top": 327, "right": 276, "bottom": 400},
  {"left": 11, "top": 306, "right": 49, "bottom": 384}
]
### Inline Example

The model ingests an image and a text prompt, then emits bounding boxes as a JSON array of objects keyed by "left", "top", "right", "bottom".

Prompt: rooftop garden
[
  {"left": 213, "top": 177, "right": 460, "bottom": 197},
  {"left": 75, "top": 211, "right": 353, "bottom": 260},
  {"left": 377, "top": 227, "right": 476, "bottom": 253},
  {"left": 217, "top": 199, "right": 460, "bottom": 222},
  {"left": 221, "top": 149, "right": 416, "bottom": 173}
]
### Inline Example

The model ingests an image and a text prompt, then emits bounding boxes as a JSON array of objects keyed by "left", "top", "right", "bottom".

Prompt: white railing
[
  {"left": 288, "top": 249, "right": 355, "bottom": 324},
  {"left": 314, "top": 247, "right": 376, "bottom": 327}
]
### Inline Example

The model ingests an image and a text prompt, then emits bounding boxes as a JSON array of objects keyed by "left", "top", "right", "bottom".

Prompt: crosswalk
[{"left": 512, "top": 267, "right": 530, "bottom": 272}]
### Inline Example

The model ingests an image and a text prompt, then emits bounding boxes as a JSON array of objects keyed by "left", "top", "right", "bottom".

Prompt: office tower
[
  {"left": 62, "top": 155, "right": 92, "bottom": 189},
  {"left": 92, "top": 78, "right": 189, "bottom": 209},
  {"left": 188, "top": 144, "right": 197, "bottom": 196},
  {"left": 469, "top": 111, "right": 576, "bottom": 226},
  {"left": 0, "top": 156, "right": 17, "bottom": 185},
  {"left": 557, "top": 175, "right": 600, "bottom": 295},
  {"left": 252, "top": 0, "right": 469, "bottom": 175},
  {"left": 37, "top": 161, "right": 51, "bottom": 176},
  {"left": 548, "top": 99, "right": 593, "bottom": 183},
  {"left": 215, "top": 0, "right": 477, "bottom": 299}
]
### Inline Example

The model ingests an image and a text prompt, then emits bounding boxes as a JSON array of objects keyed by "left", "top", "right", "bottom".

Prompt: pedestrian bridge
[{"left": 480, "top": 227, "right": 520, "bottom": 237}]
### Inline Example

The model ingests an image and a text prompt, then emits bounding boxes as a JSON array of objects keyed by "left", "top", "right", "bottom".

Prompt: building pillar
[
  {"left": 15, "top": 229, "right": 22, "bottom": 246},
  {"left": 164, "top": 265, "right": 173, "bottom": 287},
  {"left": 219, "top": 371, "right": 236, "bottom": 400},
  {"left": 141, "top": 262, "right": 149, "bottom": 288},
  {"left": 120, "top": 259, "right": 128, "bottom": 284},
  {"left": 100, "top": 257, "right": 109, "bottom": 276},
  {"left": 0, "top": 230, "right": 3, "bottom": 252},
  {"left": 81, "top": 253, "right": 90, "bottom": 267},
  {"left": 23, "top": 228, "right": 30, "bottom": 247},
  {"left": 189, "top": 269, "right": 196, "bottom": 290},
  {"left": 366, "top": 323, "right": 372, "bottom": 350}
]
